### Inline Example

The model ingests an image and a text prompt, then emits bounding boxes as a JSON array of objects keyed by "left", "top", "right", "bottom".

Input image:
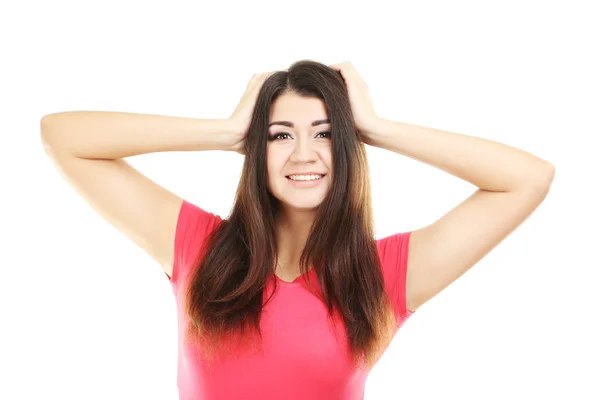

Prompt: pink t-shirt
[{"left": 167, "top": 200, "right": 414, "bottom": 400}]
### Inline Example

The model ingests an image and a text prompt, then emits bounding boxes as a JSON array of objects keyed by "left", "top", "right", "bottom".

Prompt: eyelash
[{"left": 269, "top": 132, "right": 331, "bottom": 141}]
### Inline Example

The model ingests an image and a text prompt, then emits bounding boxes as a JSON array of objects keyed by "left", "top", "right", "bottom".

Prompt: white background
[{"left": 2, "top": 1, "right": 598, "bottom": 399}]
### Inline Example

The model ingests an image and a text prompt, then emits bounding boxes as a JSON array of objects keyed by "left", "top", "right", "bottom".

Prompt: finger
[
  {"left": 263, "top": 70, "right": 277, "bottom": 77},
  {"left": 330, "top": 64, "right": 347, "bottom": 79},
  {"left": 342, "top": 62, "right": 358, "bottom": 77},
  {"left": 343, "top": 62, "right": 368, "bottom": 87},
  {"left": 340, "top": 61, "right": 359, "bottom": 77}
]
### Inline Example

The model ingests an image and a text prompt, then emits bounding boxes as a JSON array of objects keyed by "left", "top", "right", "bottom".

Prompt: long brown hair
[{"left": 184, "top": 60, "right": 398, "bottom": 370}]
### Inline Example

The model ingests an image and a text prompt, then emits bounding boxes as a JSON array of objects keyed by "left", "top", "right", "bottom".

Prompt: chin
[
  {"left": 268, "top": 181, "right": 330, "bottom": 212},
  {"left": 288, "top": 203, "right": 322, "bottom": 211},
  {"left": 275, "top": 193, "right": 327, "bottom": 212}
]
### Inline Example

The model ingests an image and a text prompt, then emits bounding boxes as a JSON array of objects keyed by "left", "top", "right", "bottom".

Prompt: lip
[
  {"left": 285, "top": 172, "right": 326, "bottom": 176},
  {"left": 286, "top": 174, "right": 326, "bottom": 188}
]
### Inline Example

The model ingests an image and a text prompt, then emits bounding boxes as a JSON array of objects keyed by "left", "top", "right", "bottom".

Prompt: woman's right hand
[{"left": 228, "top": 71, "right": 278, "bottom": 154}]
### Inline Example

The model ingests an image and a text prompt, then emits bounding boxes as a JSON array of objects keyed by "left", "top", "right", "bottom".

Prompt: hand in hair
[
  {"left": 329, "top": 61, "right": 380, "bottom": 138},
  {"left": 228, "top": 71, "right": 278, "bottom": 154}
]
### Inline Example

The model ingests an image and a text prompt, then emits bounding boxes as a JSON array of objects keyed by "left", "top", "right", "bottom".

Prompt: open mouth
[{"left": 285, "top": 174, "right": 326, "bottom": 181}]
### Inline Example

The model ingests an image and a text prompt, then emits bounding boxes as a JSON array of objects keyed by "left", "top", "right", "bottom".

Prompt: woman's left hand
[{"left": 329, "top": 61, "right": 381, "bottom": 140}]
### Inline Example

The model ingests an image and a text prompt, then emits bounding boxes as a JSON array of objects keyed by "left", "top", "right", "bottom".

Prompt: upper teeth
[{"left": 288, "top": 174, "right": 323, "bottom": 181}]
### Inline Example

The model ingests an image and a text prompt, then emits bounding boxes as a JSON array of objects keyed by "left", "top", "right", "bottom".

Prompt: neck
[{"left": 274, "top": 207, "right": 316, "bottom": 270}]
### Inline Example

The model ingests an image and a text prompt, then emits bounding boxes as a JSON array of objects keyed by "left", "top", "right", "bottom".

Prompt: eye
[
  {"left": 268, "top": 132, "right": 331, "bottom": 141},
  {"left": 269, "top": 133, "right": 291, "bottom": 141},
  {"left": 316, "top": 131, "right": 331, "bottom": 139}
]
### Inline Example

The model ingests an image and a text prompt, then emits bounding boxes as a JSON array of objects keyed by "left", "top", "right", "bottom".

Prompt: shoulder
[
  {"left": 169, "top": 200, "right": 224, "bottom": 287},
  {"left": 376, "top": 231, "right": 414, "bottom": 319},
  {"left": 376, "top": 231, "right": 412, "bottom": 260}
]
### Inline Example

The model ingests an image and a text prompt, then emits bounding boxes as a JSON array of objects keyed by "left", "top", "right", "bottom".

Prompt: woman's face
[{"left": 266, "top": 92, "right": 333, "bottom": 212}]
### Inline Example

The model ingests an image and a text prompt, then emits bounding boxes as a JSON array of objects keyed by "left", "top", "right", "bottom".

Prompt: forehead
[{"left": 269, "top": 93, "right": 329, "bottom": 127}]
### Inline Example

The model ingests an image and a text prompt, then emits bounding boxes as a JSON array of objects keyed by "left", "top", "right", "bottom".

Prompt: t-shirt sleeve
[
  {"left": 167, "top": 199, "right": 223, "bottom": 292},
  {"left": 376, "top": 231, "right": 414, "bottom": 325}
]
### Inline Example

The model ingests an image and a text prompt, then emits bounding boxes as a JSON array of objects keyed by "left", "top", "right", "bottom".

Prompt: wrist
[
  {"left": 361, "top": 118, "right": 388, "bottom": 147},
  {"left": 216, "top": 119, "right": 244, "bottom": 151},
  {"left": 189, "top": 118, "right": 240, "bottom": 152}
]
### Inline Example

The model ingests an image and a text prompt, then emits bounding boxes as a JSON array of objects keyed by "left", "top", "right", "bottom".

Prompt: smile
[
  {"left": 285, "top": 174, "right": 326, "bottom": 187},
  {"left": 286, "top": 174, "right": 324, "bottom": 181}
]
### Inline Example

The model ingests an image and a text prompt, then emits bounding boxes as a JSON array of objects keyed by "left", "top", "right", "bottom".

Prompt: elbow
[
  {"left": 40, "top": 113, "right": 64, "bottom": 143},
  {"left": 528, "top": 162, "right": 555, "bottom": 195},
  {"left": 541, "top": 162, "right": 555, "bottom": 185},
  {"left": 40, "top": 112, "right": 62, "bottom": 130},
  {"left": 40, "top": 114, "right": 64, "bottom": 151},
  {"left": 40, "top": 114, "right": 54, "bottom": 138}
]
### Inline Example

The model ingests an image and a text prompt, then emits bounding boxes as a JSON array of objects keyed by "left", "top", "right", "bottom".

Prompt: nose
[{"left": 289, "top": 136, "right": 318, "bottom": 163}]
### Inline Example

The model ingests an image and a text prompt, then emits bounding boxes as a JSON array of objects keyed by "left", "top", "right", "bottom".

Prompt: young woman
[{"left": 40, "top": 60, "right": 555, "bottom": 399}]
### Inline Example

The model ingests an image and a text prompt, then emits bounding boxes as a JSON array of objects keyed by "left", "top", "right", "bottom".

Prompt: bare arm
[
  {"left": 40, "top": 111, "right": 240, "bottom": 159},
  {"left": 365, "top": 118, "right": 554, "bottom": 313},
  {"left": 40, "top": 111, "right": 240, "bottom": 277}
]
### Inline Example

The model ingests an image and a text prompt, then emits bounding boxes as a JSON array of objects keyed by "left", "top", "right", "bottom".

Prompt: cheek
[
  {"left": 318, "top": 148, "right": 333, "bottom": 169},
  {"left": 266, "top": 150, "right": 285, "bottom": 173},
  {"left": 266, "top": 153, "right": 284, "bottom": 187},
  {"left": 266, "top": 166, "right": 275, "bottom": 190}
]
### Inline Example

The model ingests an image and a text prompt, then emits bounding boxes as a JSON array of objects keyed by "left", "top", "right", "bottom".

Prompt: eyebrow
[{"left": 268, "top": 119, "right": 330, "bottom": 128}]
